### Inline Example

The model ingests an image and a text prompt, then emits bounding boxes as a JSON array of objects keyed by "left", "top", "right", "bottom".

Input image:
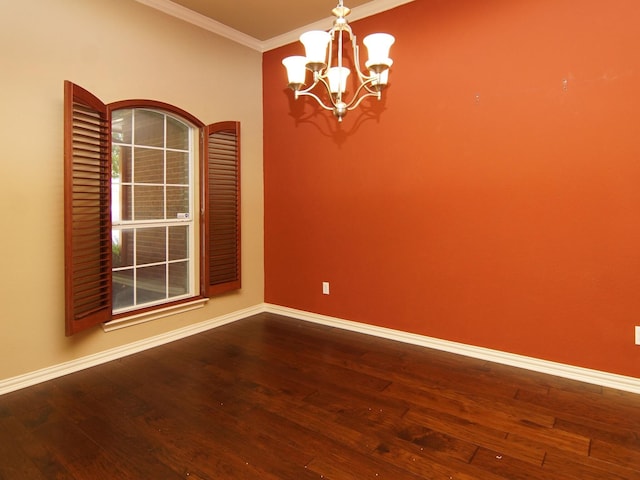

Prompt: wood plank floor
[{"left": 1, "top": 312, "right": 639, "bottom": 479}]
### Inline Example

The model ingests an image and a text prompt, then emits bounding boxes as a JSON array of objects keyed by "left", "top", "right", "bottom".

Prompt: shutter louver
[
  {"left": 206, "top": 122, "right": 241, "bottom": 295},
  {"left": 64, "top": 81, "right": 112, "bottom": 335}
]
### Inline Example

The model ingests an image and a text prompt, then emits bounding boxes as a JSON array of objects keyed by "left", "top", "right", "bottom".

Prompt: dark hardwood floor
[{"left": 1, "top": 313, "right": 639, "bottom": 479}]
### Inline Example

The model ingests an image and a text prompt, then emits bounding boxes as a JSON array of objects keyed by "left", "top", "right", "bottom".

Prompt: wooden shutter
[
  {"left": 205, "top": 121, "right": 241, "bottom": 295},
  {"left": 64, "top": 81, "right": 112, "bottom": 335}
]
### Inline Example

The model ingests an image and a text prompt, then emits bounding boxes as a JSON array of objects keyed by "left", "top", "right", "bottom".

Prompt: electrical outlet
[
  {"left": 322, "top": 282, "right": 330, "bottom": 295},
  {"left": 636, "top": 326, "right": 640, "bottom": 345}
]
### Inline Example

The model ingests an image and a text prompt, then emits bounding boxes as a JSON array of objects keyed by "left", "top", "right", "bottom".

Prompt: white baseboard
[
  {"left": 0, "top": 304, "right": 265, "bottom": 395},
  {"left": 2, "top": 303, "right": 639, "bottom": 396},
  {"left": 264, "top": 304, "right": 640, "bottom": 395}
]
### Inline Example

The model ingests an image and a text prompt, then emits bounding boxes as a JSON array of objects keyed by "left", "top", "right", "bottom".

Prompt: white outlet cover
[
  {"left": 322, "top": 282, "right": 330, "bottom": 295},
  {"left": 636, "top": 326, "right": 640, "bottom": 345}
]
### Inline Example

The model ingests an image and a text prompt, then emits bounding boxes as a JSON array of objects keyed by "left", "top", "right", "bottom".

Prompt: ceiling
[
  {"left": 170, "top": 0, "right": 373, "bottom": 41},
  {"left": 136, "top": 0, "right": 413, "bottom": 51}
]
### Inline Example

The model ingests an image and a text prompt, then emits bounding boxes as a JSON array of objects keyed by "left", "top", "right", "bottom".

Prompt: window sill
[{"left": 102, "top": 298, "right": 208, "bottom": 332}]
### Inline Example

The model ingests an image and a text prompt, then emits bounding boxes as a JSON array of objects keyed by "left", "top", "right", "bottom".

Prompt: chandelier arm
[
  {"left": 342, "top": 76, "right": 381, "bottom": 110},
  {"left": 328, "top": 17, "right": 353, "bottom": 73},
  {"left": 347, "top": 91, "right": 380, "bottom": 111},
  {"left": 295, "top": 72, "right": 324, "bottom": 97},
  {"left": 326, "top": 32, "right": 334, "bottom": 77},
  {"left": 337, "top": 26, "right": 343, "bottom": 71},
  {"left": 351, "top": 36, "right": 370, "bottom": 83},
  {"left": 362, "top": 81, "right": 383, "bottom": 95},
  {"left": 336, "top": 29, "right": 344, "bottom": 107},
  {"left": 315, "top": 74, "right": 340, "bottom": 107},
  {"left": 295, "top": 90, "right": 336, "bottom": 112}
]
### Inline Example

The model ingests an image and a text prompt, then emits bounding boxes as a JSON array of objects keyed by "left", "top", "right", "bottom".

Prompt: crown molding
[
  {"left": 134, "top": 0, "right": 263, "bottom": 51},
  {"left": 135, "top": 0, "right": 415, "bottom": 53}
]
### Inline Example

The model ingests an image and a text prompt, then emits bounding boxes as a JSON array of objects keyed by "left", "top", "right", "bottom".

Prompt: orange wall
[{"left": 263, "top": 0, "right": 640, "bottom": 378}]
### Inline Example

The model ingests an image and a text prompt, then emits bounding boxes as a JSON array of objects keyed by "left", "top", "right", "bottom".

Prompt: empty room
[{"left": 1, "top": 0, "right": 639, "bottom": 478}]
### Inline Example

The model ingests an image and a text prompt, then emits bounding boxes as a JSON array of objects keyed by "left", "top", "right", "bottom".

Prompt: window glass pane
[
  {"left": 112, "top": 182, "right": 121, "bottom": 223},
  {"left": 120, "top": 185, "right": 133, "bottom": 221},
  {"left": 169, "top": 261, "right": 189, "bottom": 296},
  {"left": 135, "top": 110, "right": 164, "bottom": 147},
  {"left": 134, "top": 185, "right": 164, "bottom": 220},
  {"left": 113, "top": 229, "right": 134, "bottom": 268},
  {"left": 113, "top": 269, "right": 134, "bottom": 310},
  {"left": 168, "top": 226, "right": 188, "bottom": 261},
  {"left": 119, "top": 145, "right": 133, "bottom": 183},
  {"left": 137, "top": 265, "right": 166, "bottom": 304},
  {"left": 166, "top": 186, "right": 189, "bottom": 219},
  {"left": 166, "top": 151, "right": 189, "bottom": 185},
  {"left": 134, "top": 147, "right": 164, "bottom": 184},
  {"left": 136, "top": 227, "right": 166, "bottom": 266},
  {"left": 166, "top": 116, "right": 189, "bottom": 150},
  {"left": 112, "top": 145, "right": 122, "bottom": 181},
  {"left": 112, "top": 109, "right": 132, "bottom": 144}
]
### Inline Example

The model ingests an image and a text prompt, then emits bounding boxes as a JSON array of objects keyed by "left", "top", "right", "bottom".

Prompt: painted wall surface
[
  {"left": 264, "top": 0, "right": 640, "bottom": 378},
  {"left": 0, "top": 0, "right": 263, "bottom": 380}
]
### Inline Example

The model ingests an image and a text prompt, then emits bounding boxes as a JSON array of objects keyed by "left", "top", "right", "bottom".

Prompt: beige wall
[{"left": 0, "top": 0, "right": 264, "bottom": 380}]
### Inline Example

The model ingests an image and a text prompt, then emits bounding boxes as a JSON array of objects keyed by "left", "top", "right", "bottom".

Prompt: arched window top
[{"left": 108, "top": 99, "right": 205, "bottom": 129}]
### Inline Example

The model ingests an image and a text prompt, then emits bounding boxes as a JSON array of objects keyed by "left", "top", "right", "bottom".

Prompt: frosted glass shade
[
  {"left": 327, "top": 67, "right": 350, "bottom": 94},
  {"left": 282, "top": 56, "right": 307, "bottom": 88},
  {"left": 363, "top": 33, "right": 395, "bottom": 68},
  {"left": 300, "top": 30, "right": 331, "bottom": 69}
]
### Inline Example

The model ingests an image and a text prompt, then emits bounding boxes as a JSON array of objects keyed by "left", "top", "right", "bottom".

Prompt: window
[
  {"left": 64, "top": 82, "right": 240, "bottom": 336},
  {"left": 111, "top": 108, "right": 195, "bottom": 313}
]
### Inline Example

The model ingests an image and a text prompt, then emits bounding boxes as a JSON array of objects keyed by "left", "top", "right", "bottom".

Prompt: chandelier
[{"left": 282, "top": 1, "right": 395, "bottom": 122}]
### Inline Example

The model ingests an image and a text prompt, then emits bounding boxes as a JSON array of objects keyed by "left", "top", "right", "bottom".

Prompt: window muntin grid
[{"left": 111, "top": 108, "right": 194, "bottom": 314}]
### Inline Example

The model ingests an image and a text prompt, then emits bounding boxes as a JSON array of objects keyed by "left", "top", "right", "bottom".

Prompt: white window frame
[{"left": 111, "top": 108, "right": 197, "bottom": 315}]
